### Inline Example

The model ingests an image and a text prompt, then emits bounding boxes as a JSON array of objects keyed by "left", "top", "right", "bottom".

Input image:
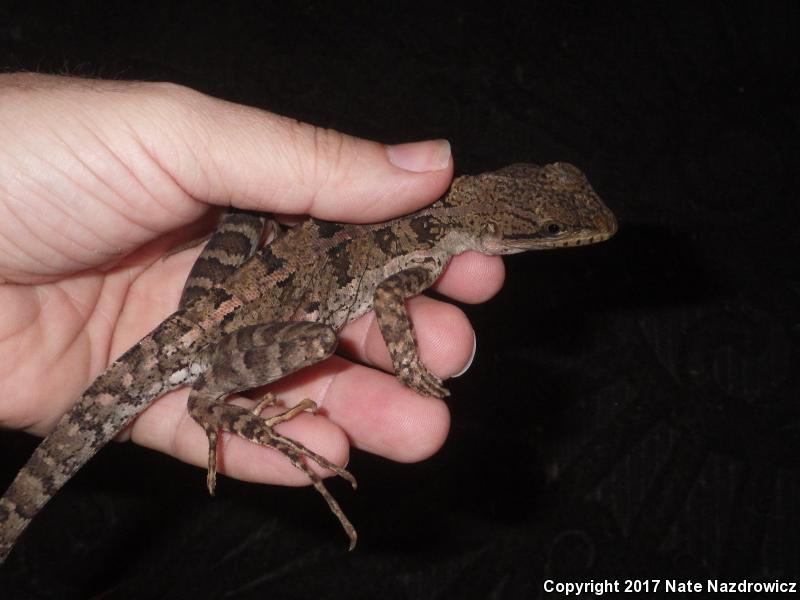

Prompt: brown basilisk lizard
[{"left": 0, "top": 161, "right": 616, "bottom": 561}]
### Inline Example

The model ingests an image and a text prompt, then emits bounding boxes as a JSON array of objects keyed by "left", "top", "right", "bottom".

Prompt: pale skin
[{"left": 0, "top": 73, "right": 505, "bottom": 489}]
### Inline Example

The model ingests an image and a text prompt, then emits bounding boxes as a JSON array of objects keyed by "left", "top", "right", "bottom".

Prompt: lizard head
[{"left": 451, "top": 162, "right": 617, "bottom": 255}]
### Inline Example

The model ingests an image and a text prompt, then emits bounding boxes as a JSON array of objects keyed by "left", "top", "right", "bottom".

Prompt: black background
[{"left": 1, "top": 2, "right": 799, "bottom": 598}]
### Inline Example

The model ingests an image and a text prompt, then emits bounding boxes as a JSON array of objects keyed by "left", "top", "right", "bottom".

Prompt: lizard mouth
[
  {"left": 542, "top": 209, "right": 618, "bottom": 249},
  {"left": 499, "top": 227, "right": 616, "bottom": 252},
  {"left": 498, "top": 209, "right": 618, "bottom": 252},
  {"left": 544, "top": 228, "right": 616, "bottom": 248}
]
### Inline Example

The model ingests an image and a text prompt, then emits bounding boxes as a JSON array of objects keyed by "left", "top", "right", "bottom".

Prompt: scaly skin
[{"left": 0, "top": 162, "right": 616, "bottom": 561}]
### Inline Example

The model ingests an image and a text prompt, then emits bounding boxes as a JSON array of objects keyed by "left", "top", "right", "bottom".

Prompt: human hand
[{"left": 0, "top": 73, "right": 505, "bottom": 487}]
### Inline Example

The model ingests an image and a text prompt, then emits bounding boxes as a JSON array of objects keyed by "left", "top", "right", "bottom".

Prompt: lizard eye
[{"left": 545, "top": 222, "right": 564, "bottom": 235}]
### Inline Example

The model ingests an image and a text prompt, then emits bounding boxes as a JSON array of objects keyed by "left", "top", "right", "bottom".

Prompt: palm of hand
[{"left": 0, "top": 218, "right": 199, "bottom": 435}]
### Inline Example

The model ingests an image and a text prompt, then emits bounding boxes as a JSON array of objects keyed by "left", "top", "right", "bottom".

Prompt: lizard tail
[{"left": 0, "top": 313, "right": 197, "bottom": 563}]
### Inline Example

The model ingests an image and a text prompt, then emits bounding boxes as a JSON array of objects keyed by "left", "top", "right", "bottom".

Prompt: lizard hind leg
[
  {"left": 178, "top": 210, "right": 278, "bottom": 309},
  {"left": 188, "top": 320, "right": 358, "bottom": 548}
]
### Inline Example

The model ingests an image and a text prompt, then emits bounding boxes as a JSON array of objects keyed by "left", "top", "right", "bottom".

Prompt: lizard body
[{"left": 0, "top": 162, "right": 616, "bottom": 561}]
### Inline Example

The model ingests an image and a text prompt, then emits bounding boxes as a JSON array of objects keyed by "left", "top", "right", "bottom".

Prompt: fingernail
[
  {"left": 386, "top": 139, "right": 451, "bottom": 173},
  {"left": 453, "top": 330, "right": 477, "bottom": 378}
]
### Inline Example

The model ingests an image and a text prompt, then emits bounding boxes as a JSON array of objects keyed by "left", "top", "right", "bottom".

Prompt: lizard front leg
[
  {"left": 374, "top": 260, "right": 449, "bottom": 398},
  {"left": 187, "top": 320, "right": 358, "bottom": 549}
]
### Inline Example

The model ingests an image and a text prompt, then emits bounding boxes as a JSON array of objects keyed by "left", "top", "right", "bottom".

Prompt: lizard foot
[
  {"left": 192, "top": 399, "right": 358, "bottom": 549},
  {"left": 398, "top": 360, "right": 450, "bottom": 399},
  {"left": 252, "top": 393, "right": 318, "bottom": 424},
  {"left": 251, "top": 391, "right": 279, "bottom": 415}
]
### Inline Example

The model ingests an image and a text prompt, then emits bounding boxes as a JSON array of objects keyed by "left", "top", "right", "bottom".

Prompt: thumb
[{"left": 147, "top": 85, "right": 454, "bottom": 222}]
